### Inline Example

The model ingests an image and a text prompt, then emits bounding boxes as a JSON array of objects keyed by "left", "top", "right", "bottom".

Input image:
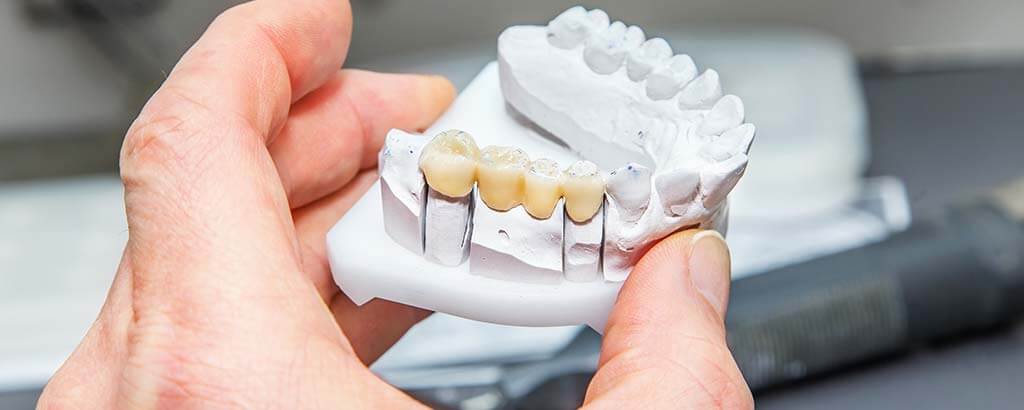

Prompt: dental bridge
[{"left": 327, "top": 6, "right": 755, "bottom": 331}]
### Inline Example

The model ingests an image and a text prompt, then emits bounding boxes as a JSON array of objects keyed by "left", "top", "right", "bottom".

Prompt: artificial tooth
[
  {"left": 696, "top": 95, "right": 745, "bottom": 137},
  {"left": 584, "top": 22, "right": 644, "bottom": 75},
  {"left": 645, "top": 54, "right": 697, "bottom": 100},
  {"left": 547, "top": 6, "right": 608, "bottom": 49},
  {"left": 419, "top": 129, "right": 480, "bottom": 198},
  {"left": 477, "top": 145, "right": 529, "bottom": 211},
  {"left": 606, "top": 162, "right": 652, "bottom": 222},
  {"left": 562, "top": 160, "right": 606, "bottom": 223},
  {"left": 678, "top": 69, "right": 723, "bottom": 110},
  {"left": 626, "top": 37, "right": 672, "bottom": 81},
  {"left": 701, "top": 154, "right": 749, "bottom": 209},
  {"left": 523, "top": 158, "right": 563, "bottom": 219},
  {"left": 654, "top": 165, "right": 700, "bottom": 216}
]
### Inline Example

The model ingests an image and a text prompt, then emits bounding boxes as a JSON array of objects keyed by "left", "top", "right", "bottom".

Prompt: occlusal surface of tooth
[
  {"left": 605, "top": 163, "right": 652, "bottom": 222},
  {"left": 584, "top": 22, "right": 644, "bottom": 75},
  {"left": 626, "top": 37, "right": 672, "bottom": 81},
  {"left": 645, "top": 54, "right": 697, "bottom": 101},
  {"left": 477, "top": 145, "right": 529, "bottom": 211},
  {"left": 678, "top": 69, "right": 723, "bottom": 110},
  {"left": 523, "top": 158, "right": 563, "bottom": 219},
  {"left": 419, "top": 129, "right": 480, "bottom": 197},
  {"left": 562, "top": 160, "right": 605, "bottom": 223},
  {"left": 546, "top": 7, "right": 609, "bottom": 49},
  {"left": 696, "top": 95, "right": 745, "bottom": 137},
  {"left": 655, "top": 165, "right": 700, "bottom": 216}
]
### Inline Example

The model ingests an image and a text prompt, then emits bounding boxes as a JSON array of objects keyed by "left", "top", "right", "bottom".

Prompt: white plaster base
[{"left": 327, "top": 182, "right": 622, "bottom": 331}]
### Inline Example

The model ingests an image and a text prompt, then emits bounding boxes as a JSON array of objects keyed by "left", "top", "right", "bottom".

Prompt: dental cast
[{"left": 378, "top": 5, "right": 755, "bottom": 282}]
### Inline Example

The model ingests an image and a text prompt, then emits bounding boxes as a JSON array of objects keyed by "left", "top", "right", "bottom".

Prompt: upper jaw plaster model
[{"left": 327, "top": 6, "right": 754, "bottom": 331}]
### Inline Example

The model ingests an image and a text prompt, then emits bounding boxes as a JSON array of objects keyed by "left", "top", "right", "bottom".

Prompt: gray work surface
[{"left": 3, "top": 68, "right": 1023, "bottom": 409}]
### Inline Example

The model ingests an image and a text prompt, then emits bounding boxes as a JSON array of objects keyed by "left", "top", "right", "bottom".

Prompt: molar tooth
[
  {"left": 696, "top": 95, "right": 745, "bottom": 137},
  {"left": 678, "top": 69, "right": 723, "bottom": 110},
  {"left": 626, "top": 37, "right": 672, "bottom": 81},
  {"left": 606, "top": 162, "right": 652, "bottom": 222},
  {"left": 583, "top": 22, "right": 644, "bottom": 75},
  {"left": 701, "top": 154, "right": 748, "bottom": 209},
  {"left": 419, "top": 129, "right": 480, "bottom": 197},
  {"left": 477, "top": 145, "right": 529, "bottom": 211},
  {"left": 547, "top": 7, "right": 607, "bottom": 49},
  {"left": 645, "top": 54, "right": 697, "bottom": 100},
  {"left": 654, "top": 165, "right": 700, "bottom": 216},
  {"left": 562, "top": 160, "right": 605, "bottom": 223},
  {"left": 523, "top": 158, "right": 563, "bottom": 219},
  {"left": 588, "top": 9, "right": 610, "bottom": 30}
]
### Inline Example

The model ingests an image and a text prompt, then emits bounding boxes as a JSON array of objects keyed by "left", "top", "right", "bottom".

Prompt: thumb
[{"left": 584, "top": 229, "right": 753, "bottom": 409}]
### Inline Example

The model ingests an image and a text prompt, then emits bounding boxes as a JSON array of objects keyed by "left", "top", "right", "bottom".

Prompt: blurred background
[{"left": 2, "top": 0, "right": 1023, "bottom": 408}]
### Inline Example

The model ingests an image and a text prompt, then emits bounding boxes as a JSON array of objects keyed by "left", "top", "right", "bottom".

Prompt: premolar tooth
[
  {"left": 678, "top": 69, "right": 723, "bottom": 110},
  {"left": 477, "top": 145, "right": 529, "bottom": 211},
  {"left": 700, "top": 123, "right": 757, "bottom": 161},
  {"left": 701, "top": 154, "right": 749, "bottom": 209},
  {"left": 419, "top": 129, "right": 480, "bottom": 197},
  {"left": 645, "top": 54, "right": 697, "bottom": 100},
  {"left": 562, "top": 160, "right": 605, "bottom": 223},
  {"left": 523, "top": 158, "right": 563, "bottom": 219},
  {"left": 697, "top": 95, "right": 745, "bottom": 137},
  {"left": 655, "top": 165, "right": 700, "bottom": 216},
  {"left": 547, "top": 7, "right": 607, "bottom": 49},
  {"left": 583, "top": 22, "right": 644, "bottom": 75},
  {"left": 606, "top": 162, "right": 652, "bottom": 222},
  {"left": 626, "top": 37, "right": 672, "bottom": 81}
]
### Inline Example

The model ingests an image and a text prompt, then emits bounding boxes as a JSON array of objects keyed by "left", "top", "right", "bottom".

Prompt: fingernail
[{"left": 688, "top": 230, "right": 731, "bottom": 318}]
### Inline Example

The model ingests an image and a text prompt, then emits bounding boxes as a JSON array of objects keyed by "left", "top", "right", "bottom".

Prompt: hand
[{"left": 38, "top": 1, "right": 751, "bottom": 408}]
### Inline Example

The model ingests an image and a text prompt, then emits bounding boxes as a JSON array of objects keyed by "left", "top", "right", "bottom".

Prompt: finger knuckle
[{"left": 120, "top": 90, "right": 213, "bottom": 181}]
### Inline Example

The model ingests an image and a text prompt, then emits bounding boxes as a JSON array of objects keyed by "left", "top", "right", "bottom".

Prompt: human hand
[{"left": 38, "top": 1, "right": 751, "bottom": 408}]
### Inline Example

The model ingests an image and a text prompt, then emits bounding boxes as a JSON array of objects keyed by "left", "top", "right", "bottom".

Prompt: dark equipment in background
[{"left": 728, "top": 176, "right": 1024, "bottom": 390}]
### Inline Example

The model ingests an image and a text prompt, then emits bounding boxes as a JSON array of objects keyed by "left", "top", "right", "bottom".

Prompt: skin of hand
[{"left": 37, "top": 1, "right": 752, "bottom": 408}]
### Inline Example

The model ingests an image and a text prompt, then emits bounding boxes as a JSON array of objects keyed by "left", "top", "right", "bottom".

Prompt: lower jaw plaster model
[{"left": 327, "top": 6, "right": 755, "bottom": 332}]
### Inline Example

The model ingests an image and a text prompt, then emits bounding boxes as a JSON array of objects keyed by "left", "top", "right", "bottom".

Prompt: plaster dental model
[{"left": 327, "top": 6, "right": 755, "bottom": 331}]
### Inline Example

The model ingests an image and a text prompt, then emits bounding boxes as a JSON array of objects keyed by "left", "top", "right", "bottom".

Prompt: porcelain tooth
[
  {"left": 605, "top": 162, "right": 652, "bottom": 222},
  {"left": 678, "top": 69, "right": 723, "bottom": 110},
  {"left": 584, "top": 22, "right": 644, "bottom": 75},
  {"left": 523, "top": 158, "right": 563, "bottom": 219},
  {"left": 477, "top": 145, "right": 529, "bottom": 211},
  {"left": 562, "top": 160, "right": 605, "bottom": 223},
  {"left": 419, "top": 129, "right": 480, "bottom": 197}
]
